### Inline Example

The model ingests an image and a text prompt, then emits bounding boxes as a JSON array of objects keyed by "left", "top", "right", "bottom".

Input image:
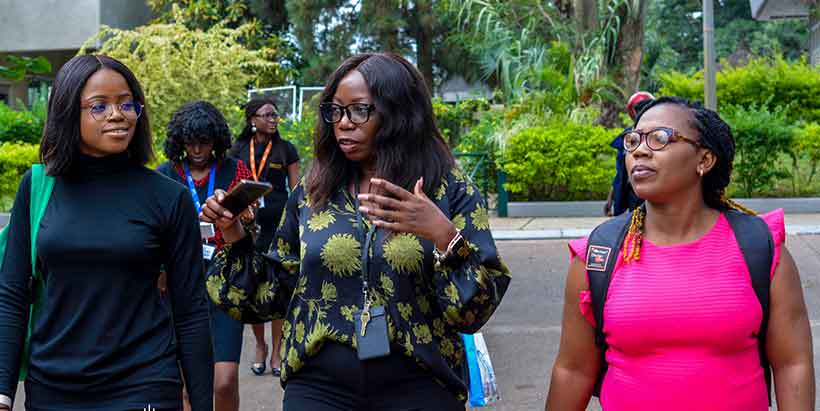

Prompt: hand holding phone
[{"left": 220, "top": 180, "right": 273, "bottom": 215}]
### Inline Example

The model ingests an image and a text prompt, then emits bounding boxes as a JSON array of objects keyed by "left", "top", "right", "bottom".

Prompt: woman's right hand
[{"left": 200, "top": 189, "right": 249, "bottom": 244}]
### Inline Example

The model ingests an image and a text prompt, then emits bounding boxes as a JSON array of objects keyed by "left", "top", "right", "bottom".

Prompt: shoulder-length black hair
[
  {"left": 40, "top": 54, "right": 153, "bottom": 175},
  {"left": 236, "top": 97, "right": 281, "bottom": 142},
  {"left": 164, "top": 100, "right": 232, "bottom": 162},
  {"left": 306, "top": 52, "right": 454, "bottom": 207}
]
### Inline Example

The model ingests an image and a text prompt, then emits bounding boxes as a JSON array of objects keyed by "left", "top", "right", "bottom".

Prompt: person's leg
[
  {"left": 269, "top": 319, "right": 284, "bottom": 375},
  {"left": 209, "top": 296, "right": 244, "bottom": 411},
  {"left": 213, "top": 362, "right": 240, "bottom": 411},
  {"left": 182, "top": 388, "right": 191, "bottom": 411},
  {"left": 251, "top": 323, "right": 268, "bottom": 375}
]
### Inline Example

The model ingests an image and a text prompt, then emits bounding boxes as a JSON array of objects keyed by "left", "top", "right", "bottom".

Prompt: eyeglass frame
[
  {"left": 623, "top": 127, "right": 701, "bottom": 152},
  {"left": 80, "top": 101, "right": 144, "bottom": 122},
  {"left": 319, "top": 102, "right": 377, "bottom": 125}
]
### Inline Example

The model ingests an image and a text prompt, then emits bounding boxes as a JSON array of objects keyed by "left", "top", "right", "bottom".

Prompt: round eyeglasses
[
  {"left": 319, "top": 102, "right": 376, "bottom": 125},
  {"left": 623, "top": 127, "right": 701, "bottom": 152},
  {"left": 82, "top": 101, "right": 144, "bottom": 121}
]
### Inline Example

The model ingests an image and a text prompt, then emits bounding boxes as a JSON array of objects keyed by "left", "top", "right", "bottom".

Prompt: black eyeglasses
[
  {"left": 623, "top": 127, "right": 701, "bottom": 152},
  {"left": 319, "top": 103, "right": 376, "bottom": 125},
  {"left": 81, "top": 101, "right": 143, "bottom": 121}
]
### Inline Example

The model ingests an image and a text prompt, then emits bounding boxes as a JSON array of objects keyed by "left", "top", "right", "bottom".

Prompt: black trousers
[{"left": 282, "top": 343, "right": 465, "bottom": 411}]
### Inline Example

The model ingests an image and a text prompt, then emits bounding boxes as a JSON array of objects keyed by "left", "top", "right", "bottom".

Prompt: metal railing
[{"left": 453, "top": 152, "right": 508, "bottom": 216}]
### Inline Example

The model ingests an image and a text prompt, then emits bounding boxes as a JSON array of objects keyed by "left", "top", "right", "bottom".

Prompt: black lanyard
[{"left": 353, "top": 180, "right": 376, "bottom": 307}]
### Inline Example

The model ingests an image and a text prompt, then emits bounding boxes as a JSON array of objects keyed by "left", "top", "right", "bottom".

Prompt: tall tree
[{"left": 598, "top": 0, "right": 649, "bottom": 126}]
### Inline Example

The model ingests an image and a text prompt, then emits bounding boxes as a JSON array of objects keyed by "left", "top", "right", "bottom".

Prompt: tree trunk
[
  {"left": 598, "top": 0, "right": 648, "bottom": 128},
  {"left": 414, "top": 0, "right": 435, "bottom": 93},
  {"left": 574, "top": 0, "right": 598, "bottom": 35}
]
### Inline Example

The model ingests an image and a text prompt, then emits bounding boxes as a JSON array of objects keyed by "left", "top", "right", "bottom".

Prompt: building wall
[
  {"left": 0, "top": 0, "right": 153, "bottom": 53},
  {"left": 0, "top": 0, "right": 100, "bottom": 52}
]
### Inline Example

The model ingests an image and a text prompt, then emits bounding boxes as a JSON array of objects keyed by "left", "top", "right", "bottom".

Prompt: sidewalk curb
[{"left": 491, "top": 224, "right": 820, "bottom": 240}]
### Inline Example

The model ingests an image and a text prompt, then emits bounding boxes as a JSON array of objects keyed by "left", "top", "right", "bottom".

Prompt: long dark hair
[
  {"left": 164, "top": 100, "right": 232, "bottom": 162},
  {"left": 306, "top": 52, "right": 454, "bottom": 207},
  {"left": 40, "top": 55, "right": 153, "bottom": 175},
  {"left": 237, "top": 98, "right": 281, "bottom": 142}
]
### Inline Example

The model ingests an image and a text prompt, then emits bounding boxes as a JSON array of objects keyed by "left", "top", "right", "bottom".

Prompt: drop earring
[
  {"left": 251, "top": 123, "right": 257, "bottom": 133},
  {"left": 697, "top": 167, "right": 704, "bottom": 177}
]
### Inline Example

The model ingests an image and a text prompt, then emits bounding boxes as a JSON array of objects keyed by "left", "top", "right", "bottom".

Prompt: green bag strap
[
  {"left": 29, "top": 165, "right": 54, "bottom": 279},
  {"left": 20, "top": 164, "right": 54, "bottom": 381}
]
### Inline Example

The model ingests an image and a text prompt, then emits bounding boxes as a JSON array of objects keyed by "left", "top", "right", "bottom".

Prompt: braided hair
[
  {"left": 164, "top": 100, "right": 232, "bottom": 162},
  {"left": 622, "top": 96, "right": 756, "bottom": 263}
]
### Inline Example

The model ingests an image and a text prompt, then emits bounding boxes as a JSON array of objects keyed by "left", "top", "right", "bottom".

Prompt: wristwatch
[{"left": 433, "top": 229, "right": 467, "bottom": 266}]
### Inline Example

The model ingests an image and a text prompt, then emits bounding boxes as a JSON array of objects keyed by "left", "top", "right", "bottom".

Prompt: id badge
[
  {"left": 203, "top": 244, "right": 216, "bottom": 260},
  {"left": 200, "top": 222, "right": 215, "bottom": 240},
  {"left": 353, "top": 305, "right": 391, "bottom": 360}
]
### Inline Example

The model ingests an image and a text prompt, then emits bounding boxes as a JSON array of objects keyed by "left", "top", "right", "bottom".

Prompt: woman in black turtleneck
[{"left": 0, "top": 55, "right": 213, "bottom": 410}]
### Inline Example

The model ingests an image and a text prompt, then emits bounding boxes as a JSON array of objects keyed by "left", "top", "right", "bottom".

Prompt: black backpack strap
[
  {"left": 585, "top": 209, "right": 633, "bottom": 396},
  {"left": 723, "top": 209, "right": 775, "bottom": 404}
]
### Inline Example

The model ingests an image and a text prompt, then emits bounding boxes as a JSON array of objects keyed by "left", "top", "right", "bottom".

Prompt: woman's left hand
[{"left": 358, "top": 177, "right": 457, "bottom": 250}]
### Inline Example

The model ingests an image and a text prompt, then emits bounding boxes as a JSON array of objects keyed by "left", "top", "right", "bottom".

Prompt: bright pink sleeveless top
[{"left": 569, "top": 209, "right": 785, "bottom": 411}]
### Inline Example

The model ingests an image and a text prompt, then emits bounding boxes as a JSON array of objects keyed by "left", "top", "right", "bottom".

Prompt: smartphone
[{"left": 221, "top": 180, "right": 273, "bottom": 216}]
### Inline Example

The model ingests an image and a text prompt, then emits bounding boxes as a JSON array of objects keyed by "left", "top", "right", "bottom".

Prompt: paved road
[{"left": 13, "top": 237, "right": 820, "bottom": 410}]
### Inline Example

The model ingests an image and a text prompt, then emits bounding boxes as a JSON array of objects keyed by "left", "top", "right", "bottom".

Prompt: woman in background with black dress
[{"left": 229, "top": 98, "right": 299, "bottom": 378}]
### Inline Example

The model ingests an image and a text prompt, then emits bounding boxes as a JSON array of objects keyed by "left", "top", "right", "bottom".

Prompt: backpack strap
[
  {"left": 20, "top": 164, "right": 55, "bottom": 381},
  {"left": 585, "top": 209, "right": 633, "bottom": 396},
  {"left": 29, "top": 164, "right": 55, "bottom": 280},
  {"left": 723, "top": 209, "right": 774, "bottom": 404}
]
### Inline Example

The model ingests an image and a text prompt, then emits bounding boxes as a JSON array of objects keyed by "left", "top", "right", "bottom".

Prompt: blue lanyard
[{"left": 182, "top": 162, "right": 216, "bottom": 214}]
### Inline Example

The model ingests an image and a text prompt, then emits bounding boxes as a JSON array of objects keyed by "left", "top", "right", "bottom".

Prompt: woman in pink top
[{"left": 545, "top": 97, "right": 815, "bottom": 410}]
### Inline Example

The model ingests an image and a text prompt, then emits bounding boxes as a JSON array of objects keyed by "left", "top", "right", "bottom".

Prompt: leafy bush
[
  {"left": 278, "top": 99, "right": 317, "bottom": 172},
  {"left": 723, "top": 105, "right": 795, "bottom": 197},
  {"left": 0, "top": 142, "right": 40, "bottom": 211},
  {"left": 433, "top": 98, "right": 491, "bottom": 147},
  {"left": 659, "top": 55, "right": 820, "bottom": 123},
  {"left": 500, "top": 121, "right": 616, "bottom": 201},
  {"left": 0, "top": 99, "right": 46, "bottom": 144},
  {"left": 791, "top": 122, "right": 820, "bottom": 187}
]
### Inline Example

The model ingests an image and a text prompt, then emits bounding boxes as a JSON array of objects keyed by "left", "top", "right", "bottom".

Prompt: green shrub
[
  {"left": 279, "top": 102, "right": 317, "bottom": 172},
  {"left": 659, "top": 55, "right": 820, "bottom": 123},
  {"left": 723, "top": 105, "right": 795, "bottom": 197},
  {"left": 433, "top": 98, "right": 491, "bottom": 147},
  {"left": 791, "top": 122, "right": 820, "bottom": 187},
  {"left": 500, "top": 121, "right": 616, "bottom": 201},
  {"left": 453, "top": 110, "right": 504, "bottom": 195},
  {"left": 0, "top": 99, "right": 46, "bottom": 144},
  {"left": 0, "top": 142, "right": 40, "bottom": 211}
]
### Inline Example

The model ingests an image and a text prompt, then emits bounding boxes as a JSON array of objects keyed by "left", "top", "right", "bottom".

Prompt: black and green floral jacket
[{"left": 206, "top": 168, "right": 511, "bottom": 399}]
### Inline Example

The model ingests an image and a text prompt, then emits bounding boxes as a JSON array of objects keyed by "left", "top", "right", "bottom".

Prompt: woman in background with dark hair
[
  {"left": 228, "top": 98, "right": 299, "bottom": 379},
  {"left": 546, "top": 97, "right": 814, "bottom": 410},
  {"left": 0, "top": 55, "right": 213, "bottom": 410},
  {"left": 157, "top": 100, "right": 251, "bottom": 411},
  {"left": 202, "top": 52, "right": 511, "bottom": 410}
]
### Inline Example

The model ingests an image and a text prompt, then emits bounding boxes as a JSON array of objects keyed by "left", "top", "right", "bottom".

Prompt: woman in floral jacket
[{"left": 200, "top": 52, "right": 510, "bottom": 411}]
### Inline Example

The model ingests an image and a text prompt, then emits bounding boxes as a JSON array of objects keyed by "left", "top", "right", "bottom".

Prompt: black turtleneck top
[{"left": 0, "top": 153, "right": 213, "bottom": 410}]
